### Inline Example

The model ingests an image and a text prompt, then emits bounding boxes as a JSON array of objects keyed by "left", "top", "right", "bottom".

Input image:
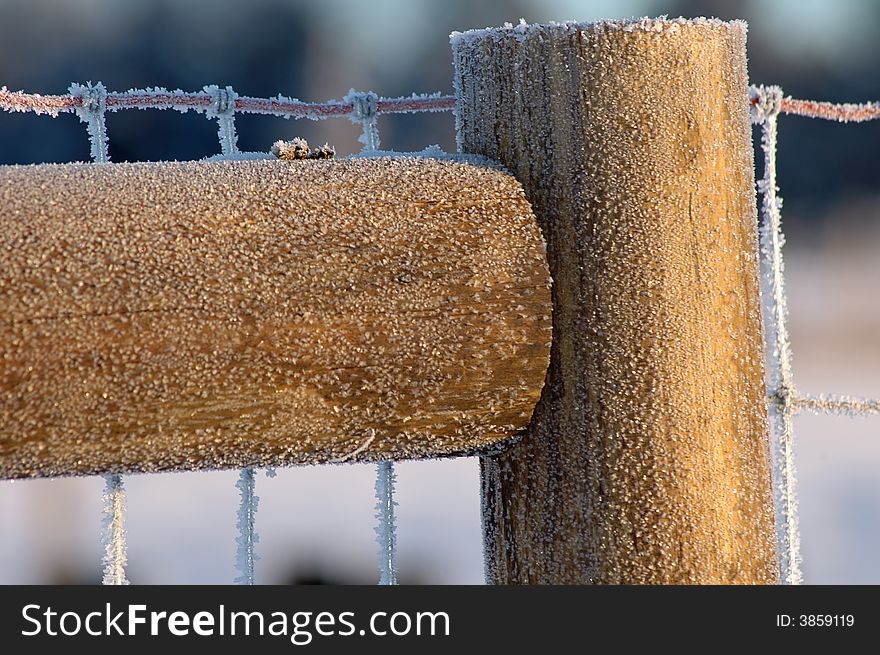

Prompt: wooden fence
[{"left": 1, "top": 18, "right": 786, "bottom": 584}]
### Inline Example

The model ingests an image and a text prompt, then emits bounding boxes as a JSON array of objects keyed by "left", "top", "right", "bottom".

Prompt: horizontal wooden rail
[{"left": 0, "top": 157, "right": 552, "bottom": 478}]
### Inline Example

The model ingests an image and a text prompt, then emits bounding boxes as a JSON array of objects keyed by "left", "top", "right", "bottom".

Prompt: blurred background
[{"left": 0, "top": 0, "right": 878, "bottom": 584}]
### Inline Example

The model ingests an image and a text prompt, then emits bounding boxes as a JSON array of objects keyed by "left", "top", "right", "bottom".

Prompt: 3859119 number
[{"left": 799, "top": 615, "right": 855, "bottom": 627}]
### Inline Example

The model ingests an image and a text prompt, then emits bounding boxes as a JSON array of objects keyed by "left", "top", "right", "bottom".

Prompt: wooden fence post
[{"left": 453, "top": 18, "right": 778, "bottom": 583}]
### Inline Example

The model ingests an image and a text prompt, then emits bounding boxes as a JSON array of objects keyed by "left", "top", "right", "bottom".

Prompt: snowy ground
[{"left": 1, "top": 239, "right": 878, "bottom": 585}]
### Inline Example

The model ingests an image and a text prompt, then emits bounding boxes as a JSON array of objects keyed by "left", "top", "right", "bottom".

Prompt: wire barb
[
  {"left": 749, "top": 85, "right": 784, "bottom": 124},
  {"left": 70, "top": 82, "right": 109, "bottom": 163},
  {"left": 205, "top": 84, "right": 239, "bottom": 156},
  {"left": 345, "top": 89, "right": 380, "bottom": 151}
]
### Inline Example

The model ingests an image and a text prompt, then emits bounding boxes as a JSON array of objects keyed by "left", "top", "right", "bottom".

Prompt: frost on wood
[
  {"left": 454, "top": 18, "right": 778, "bottom": 583},
  {"left": 235, "top": 467, "right": 259, "bottom": 585},
  {"left": 0, "top": 157, "right": 551, "bottom": 478},
  {"left": 374, "top": 460, "right": 398, "bottom": 585},
  {"left": 101, "top": 473, "right": 128, "bottom": 585}
]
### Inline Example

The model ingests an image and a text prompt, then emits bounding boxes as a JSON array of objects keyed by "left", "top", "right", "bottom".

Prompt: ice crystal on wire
[
  {"left": 235, "top": 467, "right": 259, "bottom": 585},
  {"left": 375, "top": 461, "right": 398, "bottom": 585},
  {"left": 70, "top": 81, "right": 109, "bottom": 163},
  {"left": 101, "top": 473, "right": 129, "bottom": 585}
]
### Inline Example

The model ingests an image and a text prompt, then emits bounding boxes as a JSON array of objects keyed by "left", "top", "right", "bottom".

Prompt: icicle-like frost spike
[
  {"left": 234, "top": 467, "right": 259, "bottom": 585},
  {"left": 70, "top": 82, "right": 109, "bottom": 163},
  {"left": 205, "top": 85, "right": 239, "bottom": 156},
  {"left": 101, "top": 473, "right": 129, "bottom": 585},
  {"left": 344, "top": 90, "right": 380, "bottom": 151},
  {"left": 374, "top": 461, "right": 398, "bottom": 585},
  {"left": 754, "top": 85, "right": 803, "bottom": 586}
]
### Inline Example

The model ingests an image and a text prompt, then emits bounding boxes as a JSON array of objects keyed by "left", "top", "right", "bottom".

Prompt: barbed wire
[
  {"left": 749, "top": 91, "right": 880, "bottom": 122},
  {"left": 0, "top": 85, "right": 456, "bottom": 117},
  {"left": 794, "top": 395, "right": 880, "bottom": 416},
  {"left": 0, "top": 84, "right": 454, "bottom": 162}
]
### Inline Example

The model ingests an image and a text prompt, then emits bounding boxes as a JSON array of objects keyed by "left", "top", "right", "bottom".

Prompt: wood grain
[
  {"left": 0, "top": 157, "right": 552, "bottom": 478},
  {"left": 454, "top": 18, "right": 778, "bottom": 583}
]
